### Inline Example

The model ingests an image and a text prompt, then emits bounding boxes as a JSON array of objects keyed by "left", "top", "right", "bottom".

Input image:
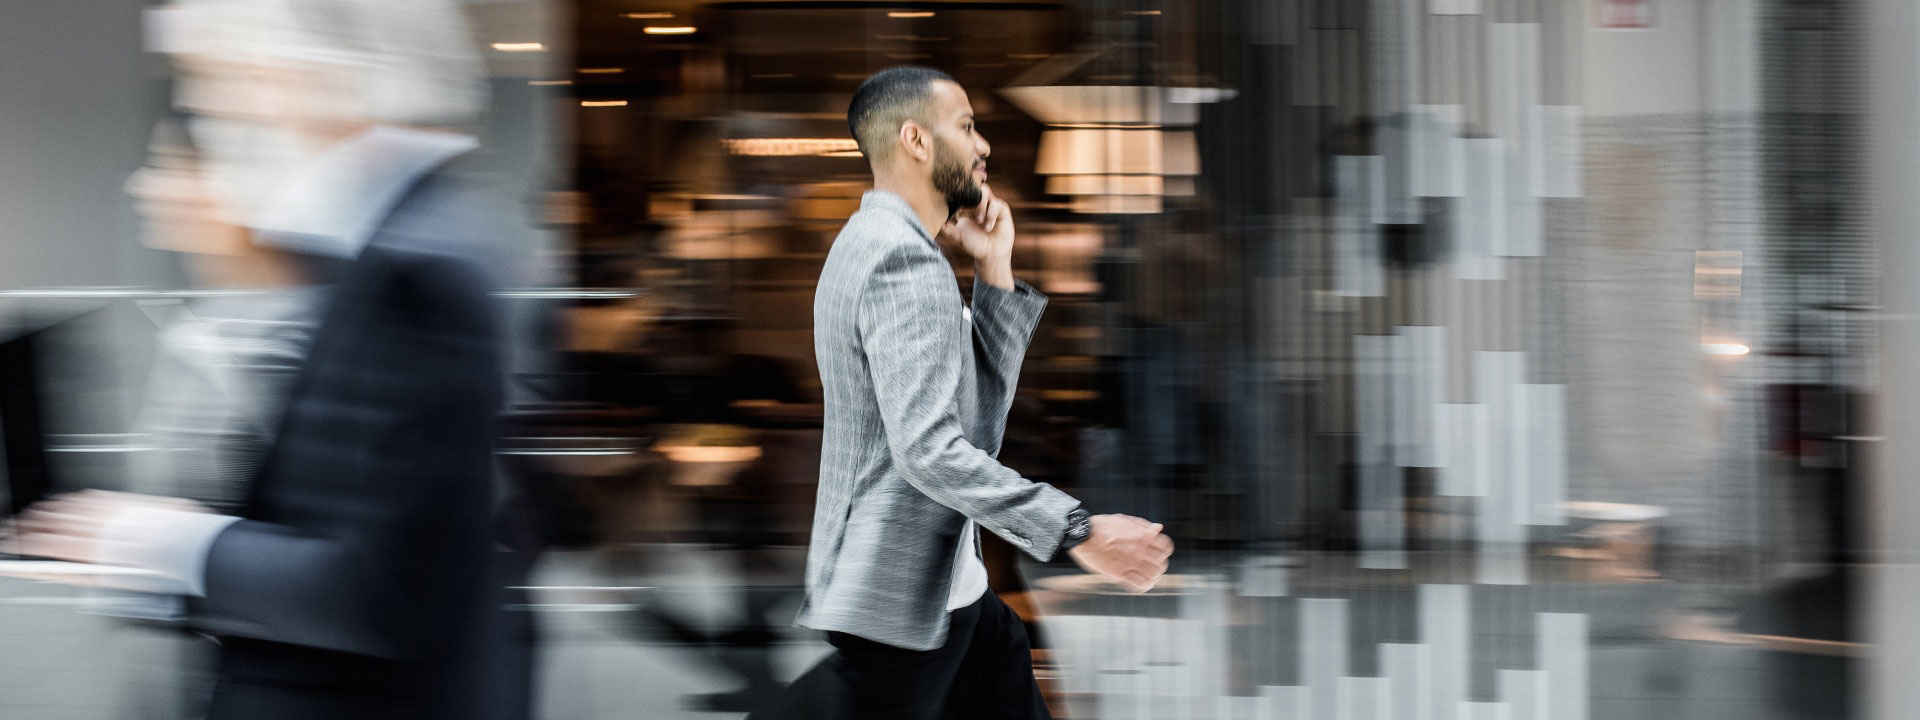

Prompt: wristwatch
[{"left": 1059, "top": 507, "right": 1092, "bottom": 552}]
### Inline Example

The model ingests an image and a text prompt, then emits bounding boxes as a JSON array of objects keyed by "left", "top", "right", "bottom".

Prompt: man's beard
[{"left": 933, "top": 142, "right": 983, "bottom": 216}]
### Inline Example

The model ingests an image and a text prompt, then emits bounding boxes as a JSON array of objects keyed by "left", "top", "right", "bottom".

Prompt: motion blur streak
[{"left": 0, "top": 1, "right": 1909, "bottom": 719}]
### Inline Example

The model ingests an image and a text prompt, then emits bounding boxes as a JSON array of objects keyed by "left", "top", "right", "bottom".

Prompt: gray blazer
[{"left": 797, "top": 190, "right": 1080, "bottom": 651}]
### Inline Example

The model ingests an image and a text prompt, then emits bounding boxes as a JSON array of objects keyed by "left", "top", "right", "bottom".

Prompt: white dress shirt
[
  {"left": 946, "top": 521, "right": 990, "bottom": 610},
  {"left": 945, "top": 303, "right": 989, "bottom": 611}
]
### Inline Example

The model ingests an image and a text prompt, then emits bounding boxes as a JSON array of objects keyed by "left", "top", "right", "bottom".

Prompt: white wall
[{"left": 0, "top": 0, "right": 175, "bottom": 290}]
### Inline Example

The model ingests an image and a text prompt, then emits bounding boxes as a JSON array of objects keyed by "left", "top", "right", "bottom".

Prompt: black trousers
[{"left": 749, "top": 591, "right": 1051, "bottom": 720}]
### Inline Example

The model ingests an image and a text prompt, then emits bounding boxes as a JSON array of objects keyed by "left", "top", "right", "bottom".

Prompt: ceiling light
[
  {"left": 888, "top": 11, "right": 935, "bottom": 18},
  {"left": 644, "top": 26, "right": 697, "bottom": 35},
  {"left": 1035, "top": 129, "right": 1198, "bottom": 176},
  {"left": 658, "top": 445, "right": 762, "bottom": 464},
  {"left": 1046, "top": 175, "right": 1165, "bottom": 196},
  {"left": 818, "top": 150, "right": 866, "bottom": 158},
  {"left": 528, "top": 80, "right": 573, "bottom": 86},
  {"left": 491, "top": 42, "right": 545, "bottom": 52},
  {"left": 581, "top": 100, "right": 629, "bottom": 107},
  {"left": 1123, "top": 10, "right": 1163, "bottom": 15},
  {"left": 578, "top": 67, "right": 625, "bottom": 74},
  {"left": 1044, "top": 175, "right": 1194, "bottom": 197},
  {"left": 621, "top": 12, "right": 674, "bottom": 19},
  {"left": 1052, "top": 123, "right": 1164, "bottom": 129},
  {"left": 1168, "top": 87, "right": 1238, "bottom": 103},
  {"left": 1070, "top": 196, "right": 1162, "bottom": 215}
]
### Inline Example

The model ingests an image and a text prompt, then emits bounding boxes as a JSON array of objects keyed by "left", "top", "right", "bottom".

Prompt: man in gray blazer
[{"left": 757, "top": 66, "right": 1174, "bottom": 719}]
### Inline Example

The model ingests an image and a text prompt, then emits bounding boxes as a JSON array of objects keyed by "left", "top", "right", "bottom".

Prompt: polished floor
[{"left": 0, "top": 547, "right": 1852, "bottom": 720}]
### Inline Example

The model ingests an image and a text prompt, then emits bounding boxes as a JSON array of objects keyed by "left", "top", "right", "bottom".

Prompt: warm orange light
[
  {"left": 490, "top": 42, "right": 545, "bottom": 52},
  {"left": 1702, "top": 343, "right": 1750, "bottom": 356},
  {"left": 658, "top": 445, "right": 763, "bottom": 464},
  {"left": 580, "top": 100, "right": 629, "bottom": 107},
  {"left": 723, "top": 138, "right": 861, "bottom": 156},
  {"left": 887, "top": 11, "right": 936, "bottom": 18},
  {"left": 644, "top": 26, "right": 697, "bottom": 35}
]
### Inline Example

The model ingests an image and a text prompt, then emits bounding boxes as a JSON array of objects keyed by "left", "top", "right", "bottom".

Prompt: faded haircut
[{"left": 846, "top": 66, "right": 954, "bottom": 162}]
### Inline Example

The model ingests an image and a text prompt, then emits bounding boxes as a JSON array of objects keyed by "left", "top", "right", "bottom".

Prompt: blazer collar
[{"left": 860, "top": 189, "right": 937, "bottom": 249}]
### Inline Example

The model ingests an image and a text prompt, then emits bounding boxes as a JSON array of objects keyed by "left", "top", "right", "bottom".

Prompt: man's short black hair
[{"left": 847, "top": 66, "right": 955, "bottom": 161}]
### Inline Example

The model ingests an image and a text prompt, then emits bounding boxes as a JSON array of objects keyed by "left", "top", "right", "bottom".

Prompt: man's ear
[{"left": 899, "top": 120, "right": 930, "bottom": 163}]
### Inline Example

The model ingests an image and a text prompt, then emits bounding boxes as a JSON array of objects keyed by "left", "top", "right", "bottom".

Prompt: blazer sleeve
[
  {"left": 966, "top": 277, "right": 1047, "bottom": 457},
  {"left": 189, "top": 250, "right": 501, "bottom": 658},
  {"left": 859, "top": 243, "right": 1079, "bottom": 561}
]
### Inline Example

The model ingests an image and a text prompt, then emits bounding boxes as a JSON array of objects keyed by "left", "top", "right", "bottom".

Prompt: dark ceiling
[{"left": 570, "top": 0, "right": 1074, "bottom": 107}]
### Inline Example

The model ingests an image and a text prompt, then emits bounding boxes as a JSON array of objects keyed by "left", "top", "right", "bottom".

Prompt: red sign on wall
[{"left": 1596, "top": 0, "right": 1655, "bottom": 29}]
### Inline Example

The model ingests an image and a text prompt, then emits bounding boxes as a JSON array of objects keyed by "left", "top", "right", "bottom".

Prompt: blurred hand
[
  {"left": 1066, "top": 514, "right": 1174, "bottom": 593},
  {"left": 940, "top": 185, "right": 1016, "bottom": 289},
  {"left": 11, "top": 490, "right": 208, "bottom": 564}
]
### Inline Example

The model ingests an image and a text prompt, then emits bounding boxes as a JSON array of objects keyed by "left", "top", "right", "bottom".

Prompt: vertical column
[
  {"left": 1539, "top": 105, "right": 1583, "bottom": 198},
  {"left": 1430, "top": 0, "right": 1482, "bottom": 15},
  {"left": 1399, "top": 326, "right": 1448, "bottom": 469},
  {"left": 1488, "top": 23, "right": 1543, "bottom": 257},
  {"left": 1521, "top": 383, "right": 1567, "bottom": 525},
  {"left": 1475, "top": 351, "right": 1528, "bottom": 584},
  {"left": 1358, "top": 335, "right": 1405, "bottom": 568},
  {"left": 1865, "top": 3, "right": 1920, "bottom": 720},
  {"left": 1383, "top": 642, "right": 1435, "bottom": 720},
  {"left": 1499, "top": 669, "right": 1550, "bottom": 720},
  {"left": 1216, "top": 694, "right": 1263, "bottom": 720},
  {"left": 1457, "top": 139, "right": 1507, "bottom": 280},
  {"left": 1262, "top": 685, "right": 1311, "bottom": 720},
  {"left": 1537, "top": 613, "right": 1589, "bottom": 720},
  {"left": 1374, "top": 0, "right": 1422, "bottom": 224},
  {"left": 1335, "top": 155, "right": 1387, "bottom": 296},
  {"left": 1437, "top": 402, "right": 1490, "bottom": 497},
  {"left": 1338, "top": 676, "right": 1392, "bottom": 720},
  {"left": 1392, "top": 330, "right": 1416, "bottom": 467},
  {"left": 1302, "top": 598, "right": 1351, "bottom": 720},
  {"left": 1414, "top": 104, "right": 1467, "bottom": 198},
  {"left": 1420, "top": 585, "right": 1470, "bottom": 720}
]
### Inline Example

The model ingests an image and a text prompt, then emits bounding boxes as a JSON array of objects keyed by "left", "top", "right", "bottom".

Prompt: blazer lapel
[{"left": 240, "top": 245, "right": 397, "bottom": 513}]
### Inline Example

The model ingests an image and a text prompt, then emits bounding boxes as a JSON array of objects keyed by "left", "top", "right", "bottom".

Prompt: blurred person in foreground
[
  {"left": 13, "top": 1, "right": 530, "bottom": 719},
  {"left": 751, "top": 66, "right": 1174, "bottom": 720}
]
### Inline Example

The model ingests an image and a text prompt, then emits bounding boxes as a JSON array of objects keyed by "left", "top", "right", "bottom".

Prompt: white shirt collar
[{"left": 250, "top": 126, "right": 478, "bottom": 259}]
